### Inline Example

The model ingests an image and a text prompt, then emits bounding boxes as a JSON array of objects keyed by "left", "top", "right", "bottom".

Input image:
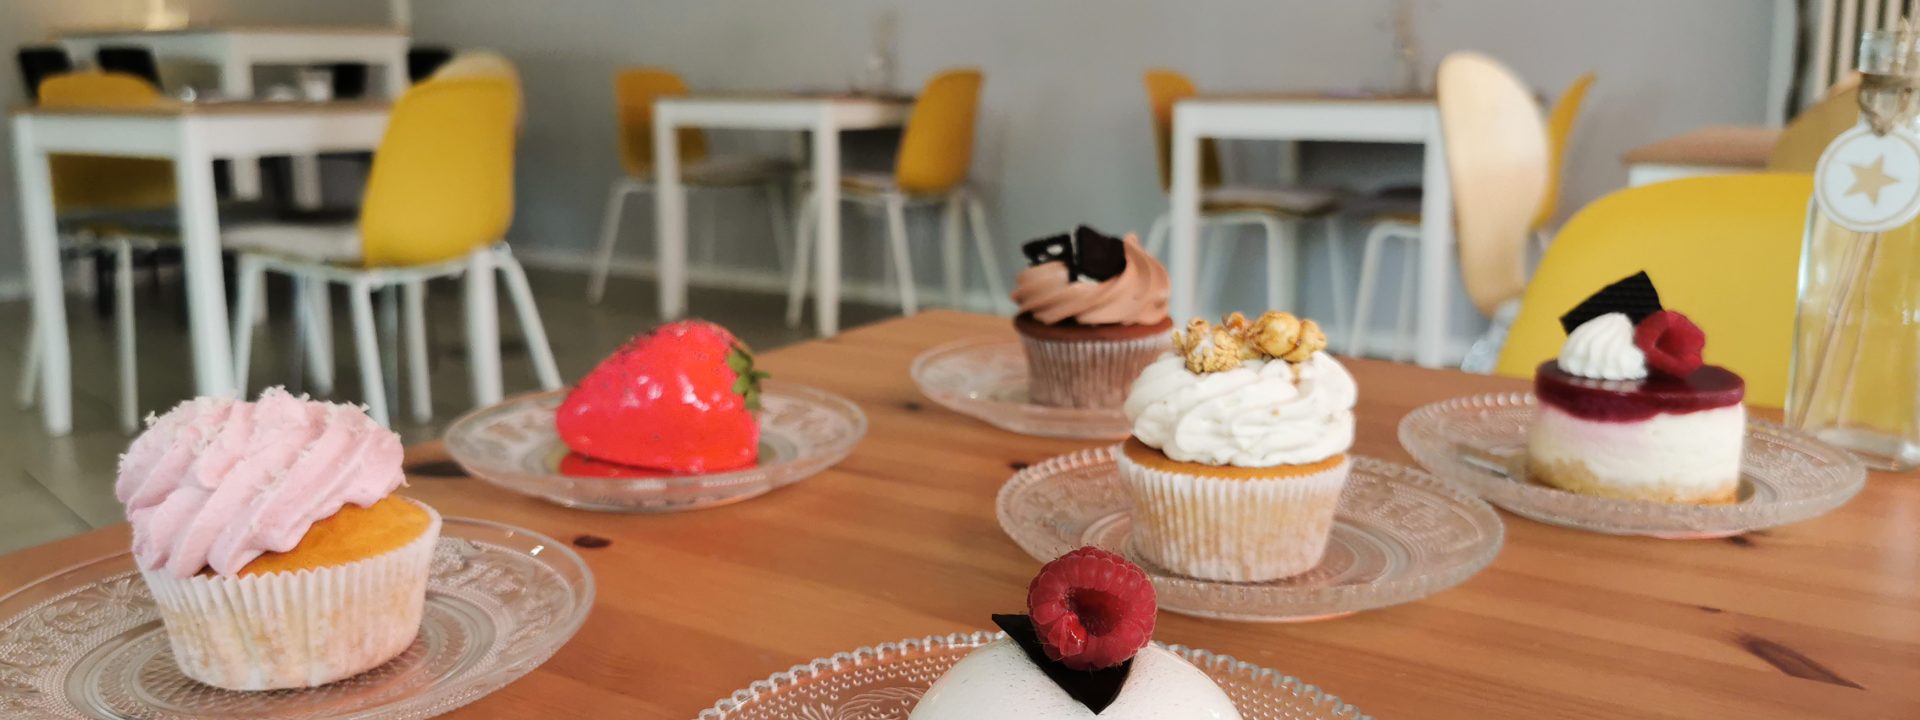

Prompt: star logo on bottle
[{"left": 1816, "top": 125, "right": 1920, "bottom": 232}]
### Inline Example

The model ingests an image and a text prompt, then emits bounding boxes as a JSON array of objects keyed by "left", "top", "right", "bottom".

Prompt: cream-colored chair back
[
  {"left": 1437, "top": 51, "right": 1550, "bottom": 316},
  {"left": 1767, "top": 87, "right": 1859, "bottom": 173}
]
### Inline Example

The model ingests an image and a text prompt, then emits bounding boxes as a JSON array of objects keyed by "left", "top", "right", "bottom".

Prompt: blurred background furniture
[
  {"left": 587, "top": 67, "right": 797, "bottom": 306},
  {"left": 785, "top": 68, "right": 1008, "bottom": 323},
  {"left": 14, "top": 46, "right": 73, "bottom": 102},
  {"left": 1495, "top": 173, "right": 1812, "bottom": 407},
  {"left": 227, "top": 72, "right": 560, "bottom": 427}
]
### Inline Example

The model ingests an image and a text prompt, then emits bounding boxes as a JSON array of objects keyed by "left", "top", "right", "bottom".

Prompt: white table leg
[
  {"left": 175, "top": 123, "right": 238, "bottom": 396},
  {"left": 811, "top": 116, "right": 842, "bottom": 337},
  {"left": 654, "top": 108, "right": 687, "bottom": 320},
  {"left": 464, "top": 247, "right": 503, "bottom": 406},
  {"left": 289, "top": 154, "right": 324, "bottom": 209},
  {"left": 11, "top": 119, "right": 71, "bottom": 434},
  {"left": 219, "top": 58, "right": 263, "bottom": 199},
  {"left": 1167, "top": 113, "right": 1203, "bottom": 323},
  {"left": 382, "top": 48, "right": 410, "bottom": 97},
  {"left": 1414, "top": 125, "right": 1454, "bottom": 368}
]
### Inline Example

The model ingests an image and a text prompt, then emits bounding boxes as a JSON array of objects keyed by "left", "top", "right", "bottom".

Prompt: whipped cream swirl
[
  {"left": 116, "top": 388, "right": 407, "bottom": 578},
  {"left": 1124, "top": 352, "right": 1357, "bottom": 467},
  {"left": 1559, "top": 313, "right": 1647, "bottom": 380}
]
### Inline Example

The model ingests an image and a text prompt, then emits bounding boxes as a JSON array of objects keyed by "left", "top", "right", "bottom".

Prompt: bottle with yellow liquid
[{"left": 1789, "top": 25, "right": 1920, "bottom": 471}]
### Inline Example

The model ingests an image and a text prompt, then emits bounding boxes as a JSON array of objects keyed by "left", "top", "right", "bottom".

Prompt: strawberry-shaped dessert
[{"left": 556, "top": 320, "right": 769, "bottom": 473}]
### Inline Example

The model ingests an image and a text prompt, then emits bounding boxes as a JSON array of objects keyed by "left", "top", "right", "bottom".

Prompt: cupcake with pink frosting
[
  {"left": 1011, "top": 225, "right": 1172, "bottom": 409},
  {"left": 116, "top": 387, "right": 440, "bottom": 691}
]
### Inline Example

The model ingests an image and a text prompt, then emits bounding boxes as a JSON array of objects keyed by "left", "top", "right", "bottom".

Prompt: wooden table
[
  {"left": 1622, "top": 125, "right": 1782, "bottom": 187},
  {"left": 3, "top": 311, "right": 1915, "bottom": 718}
]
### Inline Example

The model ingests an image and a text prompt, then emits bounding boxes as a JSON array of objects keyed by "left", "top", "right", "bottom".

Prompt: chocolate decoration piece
[
  {"left": 1072, "top": 225, "right": 1129, "bottom": 281},
  {"left": 991, "top": 613, "right": 1132, "bottom": 714},
  {"left": 1559, "top": 271, "right": 1664, "bottom": 335},
  {"left": 1023, "top": 233, "right": 1074, "bottom": 269}
]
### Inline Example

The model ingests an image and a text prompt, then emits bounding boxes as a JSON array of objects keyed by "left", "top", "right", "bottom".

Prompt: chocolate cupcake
[{"left": 1011, "top": 226, "right": 1173, "bottom": 409}]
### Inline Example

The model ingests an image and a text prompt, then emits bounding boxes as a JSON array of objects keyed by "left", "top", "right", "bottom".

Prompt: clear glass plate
[
  {"left": 996, "top": 448, "right": 1504, "bottom": 622},
  {"left": 1397, "top": 393, "right": 1870, "bottom": 539},
  {"left": 910, "top": 337, "right": 1133, "bottom": 440},
  {"left": 0, "top": 517, "right": 593, "bottom": 719},
  {"left": 697, "top": 631, "right": 1370, "bottom": 719},
  {"left": 444, "top": 382, "right": 867, "bottom": 512}
]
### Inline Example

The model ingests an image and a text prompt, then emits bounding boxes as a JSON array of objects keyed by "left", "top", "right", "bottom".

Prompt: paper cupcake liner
[
  {"left": 1019, "top": 333, "right": 1170, "bottom": 409},
  {"left": 140, "top": 501, "right": 443, "bottom": 691},
  {"left": 1114, "top": 447, "right": 1351, "bottom": 583}
]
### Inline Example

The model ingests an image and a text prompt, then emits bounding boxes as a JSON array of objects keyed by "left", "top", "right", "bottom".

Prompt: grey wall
[{"left": 0, "top": 0, "right": 1778, "bottom": 359}]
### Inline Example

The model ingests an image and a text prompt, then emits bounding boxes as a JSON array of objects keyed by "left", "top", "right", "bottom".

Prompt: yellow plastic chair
[
  {"left": 1533, "top": 72, "right": 1596, "bottom": 234},
  {"left": 783, "top": 68, "right": 1010, "bottom": 323},
  {"left": 1495, "top": 174, "right": 1810, "bottom": 407},
  {"left": 1141, "top": 69, "right": 1343, "bottom": 323},
  {"left": 586, "top": 67, "right": 797, "bottom": 303},
  {"left": 224, "top": 72, "right": 562, "bottom": 426},
  {"left": 1349, "top": 52, "right": 1548, "bottom": 366},
  {"left": 1767, "top": 87, "right": 1860, "bottom": 173},
  {"left": 17, "top": 71, "right": 178, "bottom": 433}
]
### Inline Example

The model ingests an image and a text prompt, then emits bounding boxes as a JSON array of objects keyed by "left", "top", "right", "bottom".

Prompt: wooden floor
[{"left": 0, "top": 268, "right": 897, "bottom": 555}]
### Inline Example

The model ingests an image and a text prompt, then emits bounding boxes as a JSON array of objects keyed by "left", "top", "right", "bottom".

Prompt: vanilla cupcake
[
  {"left": 116, "top": 388, "right": 439, "bottom": 691},
  {"left": 1012, "top": 225, "right": 1172, "bottom": 409},
  {"left": 1116, "top": 312, "right": 1357, "bottom": 582}
]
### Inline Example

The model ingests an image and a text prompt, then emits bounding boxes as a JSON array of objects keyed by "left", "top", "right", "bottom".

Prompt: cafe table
[
  {"left": 1, "top": 311, "right": 1914, "bottom": 718},
  {"left": 10, "top": 101, "right": 398, "bottom": 435},
  {"left": 652, "top": 94, "right": 914, "bottom": 338}
]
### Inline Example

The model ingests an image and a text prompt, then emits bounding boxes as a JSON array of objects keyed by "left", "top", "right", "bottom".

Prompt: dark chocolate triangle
[
  {"left": 1559, "top": 271, "right": 1663, "bottom": 335},
  {"left": 1022, "top": 233, "right": 1074, "bottom": 269},
  {"left": 991, "top": 614, "right": 1132, "bottom": 714},
  {"left": 1072, "top": 225, "right": 1129, "bottom": 281}
]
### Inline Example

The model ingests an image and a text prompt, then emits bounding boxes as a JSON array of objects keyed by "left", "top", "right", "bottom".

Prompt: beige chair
[
  {"left": 1348, "top": 52, "right": 1548, "bottom": 366},
  {"left": 1767, "top": 86, "right": 1860, "bottom": 173}
]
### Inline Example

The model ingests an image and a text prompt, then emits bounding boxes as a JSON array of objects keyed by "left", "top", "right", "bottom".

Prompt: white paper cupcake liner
[
  {"left": 140, "top": 500, "right": 443, "bottom": 691},
  {"left": 1019, "top": 332, "right": 1170, "bottom": 409},
  {"left": 1114, "top": 446, "right": 1351, "bottom": 583}
]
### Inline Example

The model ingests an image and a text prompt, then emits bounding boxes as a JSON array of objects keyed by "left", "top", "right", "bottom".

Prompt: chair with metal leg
[
  {"left": 1348, "top": 55, "right": 1554, "bottom": 367},
  {"left": 784, "top": 68, "right": 1009, "bottom": 325},
  {"left": 586, "top": 68, "right": 797, "bottom": 304},
  {"left": 1142, "top": 69, "right": 1343, "bottom": 325},
  {"left": 225, "top": 71, "right": 560, "bottom": 427},
  {"left": 14, "top": 71, "right": 177, "bottom": 433}
]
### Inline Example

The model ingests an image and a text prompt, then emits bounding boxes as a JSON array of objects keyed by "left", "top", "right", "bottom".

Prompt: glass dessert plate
[
  {"left": 698, "top": 631, "right": 1369, "bottom": 719},
  {"left": 1397, "top": 393, "right": 1870, "bottom": 539},
  {"left": 996, "top": 448, "right": 1504, "bottom": 622},
  {"left": 911, "top": 337, "right": 1133, "bottom": 440},
  {"left": 444, "top": 382, "right": 867, "bottom": 512},
  {"left": 0, "top": 517, "right": 593, "bottom": 720}
]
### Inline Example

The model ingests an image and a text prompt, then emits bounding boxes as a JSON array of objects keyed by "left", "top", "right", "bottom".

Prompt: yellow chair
[
  {"left": 1767, "top": 87, "right": 1859, "bottom": 173},
  {"left": 586, "top": 67, "right": 796, "bottom": 304},
  {"left": 225, "top": 71, "right": 561, "bottom": 426},
  {"left": 1349, "top": 52, "right": 1549, "bottom": 366},
  {"left": 1533, "top": 72, "right": 1596, "bottom": 235},
  {"left": 783, "top": 69, "right": 1009, "bottom": 323},
  {"left": 1141, "top": 69, "right": 1343, "bottom": 323},
  {"left": 17, "top": 71, "right": 178, "bottom": 433},
  {"left": 1495, "top": 174, "right": 1810, "bottom": 407}
]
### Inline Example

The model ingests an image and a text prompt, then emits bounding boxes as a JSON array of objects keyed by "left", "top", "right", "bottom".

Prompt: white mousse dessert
[{"left": 910, "top": 640, "right": 1241, "bottom": 720}]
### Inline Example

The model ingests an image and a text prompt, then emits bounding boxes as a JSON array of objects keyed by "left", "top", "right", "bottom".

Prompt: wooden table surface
[
  {"left": 1621, "top": 125, "right": 1782, "bottom": 168},
  {"left": 3, "top": 311, "right": 1916, "bottom": 719}
]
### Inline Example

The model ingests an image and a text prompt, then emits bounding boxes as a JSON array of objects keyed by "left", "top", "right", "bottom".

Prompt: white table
[
  {"left": 1169, "top": 94, "right": 1455, "bottom": 367},
  {"left": 11, "top": 102, "right": 391, "bottom": 434},
  {"left": 653, "top": 95, "right": 913, "bottom": 337},
  {"left": 59, "top": 25, "right": 410, "bottom": 205},
  {"left": 1623, "top": 125, "right": 1780, "bottom": 187}
]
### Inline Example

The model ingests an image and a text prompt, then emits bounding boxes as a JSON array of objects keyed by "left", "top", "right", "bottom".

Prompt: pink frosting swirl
[
  {"left": 115, "top": 388, "right": 407, "bottom": 578},
  {"left": 1011, "top": 234, "right": 1170, "bottom": 326}
]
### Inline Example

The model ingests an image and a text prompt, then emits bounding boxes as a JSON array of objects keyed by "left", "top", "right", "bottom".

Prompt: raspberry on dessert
[
  {"left": 1633, "top": 310, "right": 1706, "bottom": 378},
  {"left": 1025, "top": 547, "right": 1156, "bottom": 671}
]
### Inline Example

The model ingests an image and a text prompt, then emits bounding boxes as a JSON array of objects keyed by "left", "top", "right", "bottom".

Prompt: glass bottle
[{"left": 1788, "top": 27, "right": 1920, "bottom": 471}]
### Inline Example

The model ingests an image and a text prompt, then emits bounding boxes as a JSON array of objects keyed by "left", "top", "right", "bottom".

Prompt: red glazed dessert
[
  {"left": 556, "top": 320, "right": 766, "bottom": 473},
  {"left": 1527, "top": 273, "right": 1745, "bottom": 504}
]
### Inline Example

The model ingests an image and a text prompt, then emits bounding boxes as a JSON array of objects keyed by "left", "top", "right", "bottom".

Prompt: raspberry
[
  {"left": 1632, "top": 310, "right": 1706, "bottom": 378},
  {"left": 1025, "top": 547, "right": 1156, "bottom": 670}
]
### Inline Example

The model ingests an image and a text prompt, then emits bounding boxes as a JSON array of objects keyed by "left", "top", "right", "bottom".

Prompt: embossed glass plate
[
  {"left": 0, "top": 517, "right": 593, "bottom": 719},
  {"left": 444, "top": 382, "right": 867, "bottom": 512},
  {"left": 1398, "top": 393, "right": 1870, "bottom": 539},
  {"left": 697, "top": 631, "right": 1369, "bottom": 719},
  {"left": 996, "top": 448, "right": 1504, "bottom": 622},
  {"left": 911, "top": 337, "right": 1133, "bottom": 440}
]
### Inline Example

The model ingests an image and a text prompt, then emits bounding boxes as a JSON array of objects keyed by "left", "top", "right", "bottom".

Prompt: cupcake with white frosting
[{"left": 1116, "top": 312, "right": 1357, "bottom": 582}]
